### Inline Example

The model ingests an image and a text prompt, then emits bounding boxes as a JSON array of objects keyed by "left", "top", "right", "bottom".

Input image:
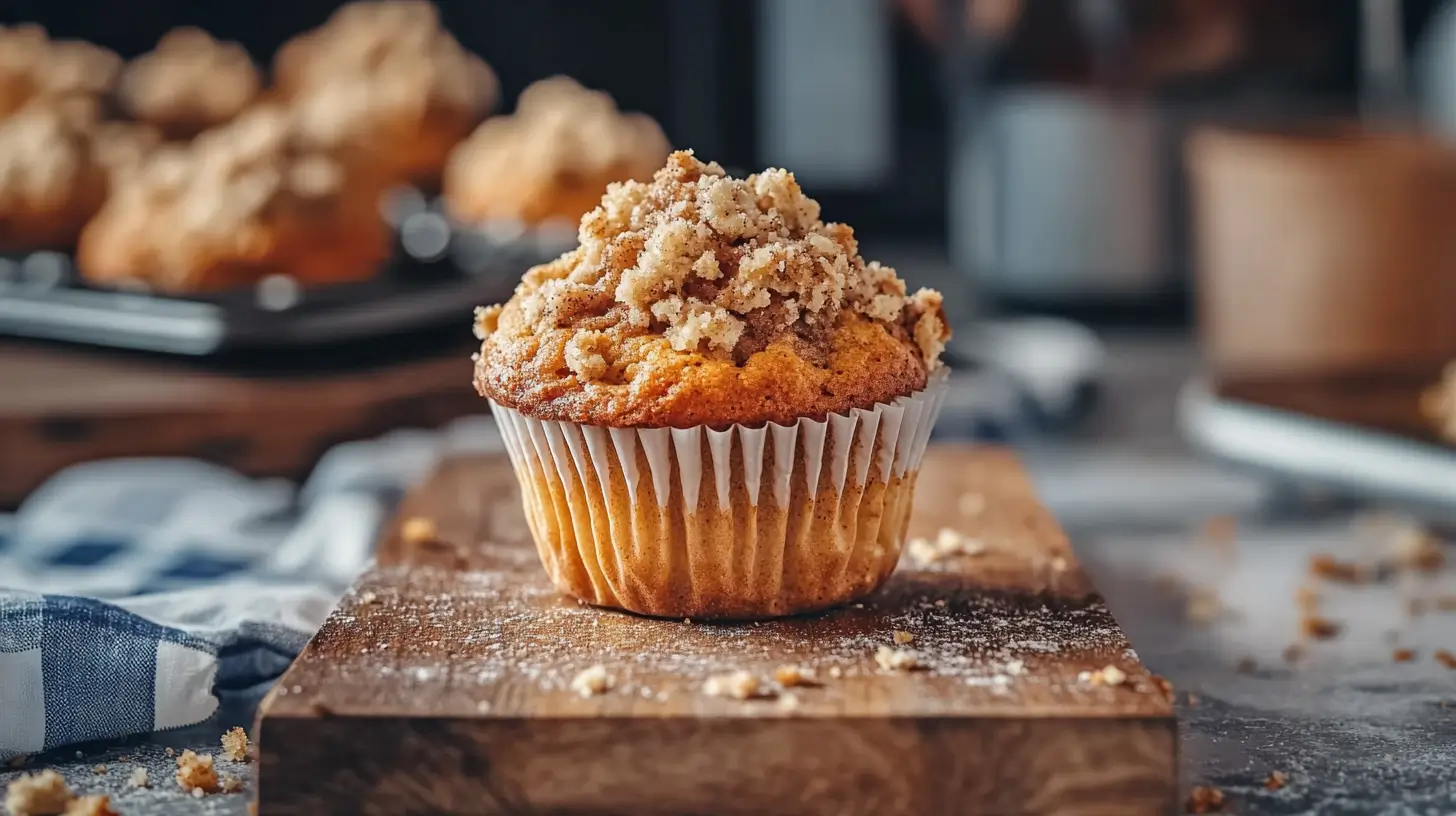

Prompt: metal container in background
[{"left": 952, "top": 89, "right": 1169, "bottom": 304}]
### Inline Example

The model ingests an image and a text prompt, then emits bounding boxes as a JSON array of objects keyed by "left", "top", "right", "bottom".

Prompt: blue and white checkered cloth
[
  {"left": 0, "top": 338, "right": 1090, "bottom": 759},
  {"left": 0, "top": 417, "right": 506, "bottom": 761}
]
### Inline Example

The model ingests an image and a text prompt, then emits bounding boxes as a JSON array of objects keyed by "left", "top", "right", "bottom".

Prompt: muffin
[
  {"left": 274, "top": 0, "right": 498, "bottom": 187},
  {"left": 474, "top": 150, "right": 950, "bottom": 619},
  {"left": 118, "top": 28, "right": 261, "bottom": 140},
  {"left": 444, "top": 76, "right": 670, "bottom": 227},
  {"left": 0, "top": 108, "right": 109, "bottom": 253},
  {"left": 76, "top": 106, "right": 390, "bottom": 293},
  {"left": 0, "top": 24, "right": 120, "bottom": 120}
]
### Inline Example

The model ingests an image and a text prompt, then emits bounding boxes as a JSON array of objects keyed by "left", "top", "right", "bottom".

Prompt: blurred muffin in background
[
  {"left": 274, "top": 0, "right": 498, "bottom": 187},
  {"left": 0, "top": 108, "right": 109, "bottom": 252},
  {"left": 77, "top": 106, "right": 390, "bottom": 293},
  {"left": 444, "top": 76, "right": 669, "bottom": 227},
  {"left": 119, "top": 28, "right": 260, "bottom": 140},
  {"left": 0, "top": 24, "right": 120, "bottom": 120},
  {"left": 89, "top": 121, "right": 164, "bottom": 184}
]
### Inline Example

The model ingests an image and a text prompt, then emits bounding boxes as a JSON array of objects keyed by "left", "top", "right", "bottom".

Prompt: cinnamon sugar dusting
[{"left": 476, "top": 150, "right": 949, "bottom": 427}]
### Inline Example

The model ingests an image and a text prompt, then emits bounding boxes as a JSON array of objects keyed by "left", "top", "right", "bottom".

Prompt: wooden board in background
[{"left": 256, "top": 446, "right": 1176, "bottom": 816}]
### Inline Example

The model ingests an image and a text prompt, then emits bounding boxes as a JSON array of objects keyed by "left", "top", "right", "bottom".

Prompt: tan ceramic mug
[{"left": 1188, "top": 125, "right": 1456, "bottom": 378}]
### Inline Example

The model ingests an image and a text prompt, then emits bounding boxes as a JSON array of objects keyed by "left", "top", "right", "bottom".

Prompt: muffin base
[{"left": 492, "top": 371, "right": 946, "bottom": 619}]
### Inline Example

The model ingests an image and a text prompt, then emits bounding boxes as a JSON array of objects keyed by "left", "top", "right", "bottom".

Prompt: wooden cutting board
[{"left": 255, "top": 446, "right": 1176, "bottom": 816}]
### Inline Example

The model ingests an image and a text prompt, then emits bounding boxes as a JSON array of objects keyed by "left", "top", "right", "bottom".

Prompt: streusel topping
[
  {"left": 0, "top": 109, "right": 93, "bottom": 211},
  {"left": 283, "top": 0, "right": 497, "bottom": 116},
  {"left": 0, "top": 25, "right": 120, "bottom": 115},
  {"left": 448, "top": 76, "right": 669, "bottom": 200},
  {"left": 120, "top": 28, "right": 260, "bottom": 127},
  {"left": 476, "top": 151, "right": 949, "bottom": 427}
]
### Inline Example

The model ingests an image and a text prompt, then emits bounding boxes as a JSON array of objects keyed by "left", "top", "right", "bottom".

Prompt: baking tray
[
  {"left": 0, "top": 190, "right": 574, "bottom": 356},
  {"left": 1180, "top": 368, "right": 1456, "bottom": 508}
]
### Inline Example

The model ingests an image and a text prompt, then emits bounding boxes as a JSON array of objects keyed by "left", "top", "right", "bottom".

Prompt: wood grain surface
[
  {"left": 0, "top": 340, "right": 481, "bottom": 507},
  {"left": 257, "top": 446, "right": 1176, "bottom": 816}
]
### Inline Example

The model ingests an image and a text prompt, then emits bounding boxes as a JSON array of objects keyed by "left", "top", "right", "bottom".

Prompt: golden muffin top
[{"left": 474, "top": 150, "right": 949, "bottom": 428}]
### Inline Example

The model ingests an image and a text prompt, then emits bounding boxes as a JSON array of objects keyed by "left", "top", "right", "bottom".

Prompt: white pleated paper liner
[{"left": 488, "top": 368, "right": 950, "bottom": 513}]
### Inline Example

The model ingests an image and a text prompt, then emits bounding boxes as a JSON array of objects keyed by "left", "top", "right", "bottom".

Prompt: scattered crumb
[
  {"left": 175, "top": 750, "right": 219, "bottom": 794},
  {"left": 773, "top": 665, "right": 816, "bottom": 687},
  {"left": 358, "top": 590, "right": 380, "bottom": 606},
  {"left": 191, "top": 787, "right": 204, "bottom": 799},
  {"left": 1004, "top": 659, "right": 1026, "bottom": 676},
  {"left": 4, "top": 770, "right": 74, "bottom": 816},
  {"left": 475, "top": 700, "right": 492, "bottom": 713},
  {"left": 164, "top": 748, "right": 175, "bottom": 757},
  {"left": 827, "top": 666, "right": 843, "bottom": 679},
  {"left": 892, "top": 630, "right": 915, "bottom": 646},
  {"left": 906, "top": 527, "right": 986, "bottom": 565},
  {"left": 1151, "top": 675, "right": 1175, "bottom": 703},
  {"left": 219, "top": 775, "right": 243, "bottom": 794},
  {"left": 1185, "top": 588, "right": 1224, "bottom": 624},
  {"left": 777, "top": 692, "right": 800, "bottom": 710},
  {"left": 1295, "top": 584, "right": 1321, "bottom": 612},
  {"left": 703, "top": 670, "right": 763, "bottom": 700},
  {"left": 1265, "top": 770, "right": 1287, "bottom": 791},
  {"left": 933, "top": 599, "right": 947, "bottom": 608},
  {"left": 683, "top": 618, "right": 692, "bottom": 624},
  {"left": 221, "top": 727, "right": 251, "bottom": 762},
  {"left": 1082, "top": 665, "right": 1127, "bottom": 686},
  {"left": 127, "top": 767, "right": 149, "bottom": 789},
  {"left": 90, "top": 765, "right": 106, "bottom": 775},
  {"left": 1386, "top": 526, "right": 1445, "bottom": 572},
  {"left": 1394, "top": 648, "right": 1417, "bottom": 663},
  {"left": 1283, "top": 644, "right": 1306, "bottom": 664},
  {"left": 1186, "top": 784, "right": 1227, "bottom": 813},
  {"left": 1186, "top": 693, "right": 1200, "bottom": 705},
  {"left": 1302, "top": 616, "right": 1343, "bottom": 640},
  {"left": 874, "top": 645, "right": 921, "bottom": 672},
  {"left": 400, "top": 516, "right": 439, "bottom": 545},
  {"left": 61, "top": 795, "right": 117, "bottom": 816},
  {"left": 1436, "top": 649, "right": 1456, "bottom": 670},
  {"left": 1309, "top": 554, "right": 1367, "bottom": 584},
  {"left": 569, "top": 665, "right": 614, "bottom": 698},
  {"left": 958, "top": 492, "right": 985, "bottom": 516},
  {"left": 1235, "top": 657, "right": 1257, "bottom": 674}
]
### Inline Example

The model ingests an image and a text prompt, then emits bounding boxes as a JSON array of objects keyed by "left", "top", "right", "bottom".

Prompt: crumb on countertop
[
  {"left": 127, "top": 767, "right": 149, "bottom": 789},
  {"left": 1079, "top": 665, "right": 1127, "bottom": 687},
  {"left": 221, "top": 726, "right": 251, "bottom": 762},
  {"left": 4, "top": 769, "right": 74, "bottom": 816},
  {"left": 1309, "top": 553, "right": 1368, "bottom": 584},
  {"left": 1283, "top": 644, "right": 1306, "bottom": 664},
  {"left": 1185, "top": 588, "right": 1224, "bottom": 625},
  {"left": 1264, "top": 770, "right": 1287, "bottom": 791},
  {"left": 906, "top": 528, "right": 986, "bottom": 566},
  {"left": 219, "top": 775, "right": 244, "bottom": 794},
  {"left": 569, "top": 665, "right": 613, "bottom": 698},
  {"left": 892, "top": 630, "right": 914, "bottom": 646},
  {"left": 175, "top": 749, "right": 219, "bottom": 794},
  {"left": 1301, "top": 616, "right": 1343, "bottom": 640},
  {"left": 1393, "top": 648, "right": 1417, "bottom": 663},
  {"left": 777, "top": 692, "right": 800, "bottom": 710},
  {"left": 61, "top": 795, "right": 117, "bottom": 816},
  {"left": 1186, "top": 784, "right": 1227, "bottom": 813},
  {"left": 874, "top": 645, "right": 921, "bottom": 672},
  {"left": 400, "top": 516, "right": 439, "bottom": 545},
  {"left": 1436, "top": 649, "right": 1456, "bottom": 670},
  {"left": 90, "top": 765, "right": 106, "bottom": 775},
  {"left": 773, "top": 665, "right": 816, "bottom": 688},
  {"left": 703, "top": 670, "right": 764, "bottom": 700}
]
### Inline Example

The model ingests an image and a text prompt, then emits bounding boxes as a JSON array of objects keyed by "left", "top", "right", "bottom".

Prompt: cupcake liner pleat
[{"left": 488, "top": 369, "right": 950, "bottom": 618}]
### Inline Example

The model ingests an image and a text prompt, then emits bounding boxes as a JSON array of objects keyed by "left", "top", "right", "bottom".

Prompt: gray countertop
[{"left": 5, "top": 332, "right": 1454, "bottom": 815}]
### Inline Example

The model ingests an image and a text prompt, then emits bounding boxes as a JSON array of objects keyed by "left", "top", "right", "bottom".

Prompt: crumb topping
[
  {"left": 906, "top": 527, "right": 986, "bottom": 566},
  {"left": 4, "top": 769, "right": 73, "bottom": 816},
  {"left": 220, "top": 727, "right": 251, "bottom": 762},
  {"left": 175, "top": 750, "right": 219, "bottom": 794},
  {"left": 120, "top": 28, "right": 259, "bottom": 128},
  {"left": 282, "top": 1, "right": 496, "bottom": 118},
  {"left": 0, "top": 109, "right": 95, "bottom": 212},
  {"left": 446, "top": 76, "right": 669, "bottom": 221}
]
